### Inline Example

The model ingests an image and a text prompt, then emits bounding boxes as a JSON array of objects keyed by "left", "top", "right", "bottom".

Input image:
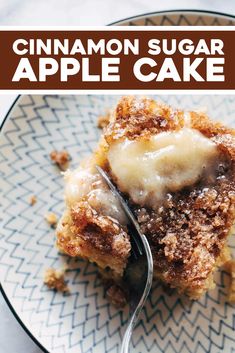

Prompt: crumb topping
[{"left": 104, "top": 96, "right": 184, "bottom": 143}]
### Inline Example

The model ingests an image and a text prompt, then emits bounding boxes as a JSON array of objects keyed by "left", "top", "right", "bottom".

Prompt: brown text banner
[{"left": 0, "top": 29, "right": 234, "bottom": 90}]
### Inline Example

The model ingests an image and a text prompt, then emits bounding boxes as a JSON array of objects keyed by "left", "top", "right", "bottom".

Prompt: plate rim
[
  {"left": 109, "top": 9, "right": 235, "bottom": 25},
  {"left": 1, "top": 8, "right": 235, "bottom": 353},
  {"left": 0, "top": 284, "right": 49, "bottom": 353},
  {"left": 0, "top": 94, "right": 49, "bottom": 353}
]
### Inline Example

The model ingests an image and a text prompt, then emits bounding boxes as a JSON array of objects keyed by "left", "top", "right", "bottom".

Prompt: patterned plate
[
  {"left": 111, "top": 9, "right": 235, "bottom": 26},
  {"left": 1, "top": 94, "right": 235, "bottom": 353},
  {"left": 1, "top": 10, "right": 235, "bottom": 353}
]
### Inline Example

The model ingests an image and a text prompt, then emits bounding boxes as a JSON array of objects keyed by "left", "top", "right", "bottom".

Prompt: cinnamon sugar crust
[
  {"left": 105, "top": 96, "right": 185, "bottom": 143},
  {"left": 135, "top": 177, "right": 235, "bottom": 298}
]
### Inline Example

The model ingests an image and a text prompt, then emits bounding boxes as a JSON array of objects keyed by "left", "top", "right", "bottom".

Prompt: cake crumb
[
  {"left": 50, "top": 150, "right": 70, "bottom": 170},
  {"left": 45, "top": 212, "right": 58, "bottom": 227},
  {"left": 106, "top": 284, "right": 127, "bottom": 308},
  {"left": 97, "top": 112, "right": 110, "bottom": 129},
  {"left": 44, "top": 268, "right": 69, "bottom": 292},
  {"left": 225, "top": 260, "right": 235, "bottom": 303},
  {"left": 29, "top": 195, "right": 37, "bottom": 206}
]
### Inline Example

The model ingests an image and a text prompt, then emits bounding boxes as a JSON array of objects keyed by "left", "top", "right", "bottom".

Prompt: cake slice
[
  {"left": 56, "top": 96, "right": 235, "bottom": 299},
  {"left": 56, "top": 162, "right": 130, "bottom": 280}
]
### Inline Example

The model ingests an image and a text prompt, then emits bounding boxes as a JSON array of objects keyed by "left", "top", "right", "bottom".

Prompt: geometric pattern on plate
[{"left": 1, "top": 93, "right": 235, "bottom": 353}]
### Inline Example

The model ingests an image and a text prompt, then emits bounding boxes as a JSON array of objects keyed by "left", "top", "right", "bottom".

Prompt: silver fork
[{"left": 96, "top": 166, "right": 153, "bottom": 353}]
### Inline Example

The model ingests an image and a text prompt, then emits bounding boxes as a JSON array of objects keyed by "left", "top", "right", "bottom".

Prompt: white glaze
[
  {"left": 108, "top": 128, "right": 218, "bottom": 207},
  {"left": 64, "top": 165, "right": 127, "bottom": 224}
]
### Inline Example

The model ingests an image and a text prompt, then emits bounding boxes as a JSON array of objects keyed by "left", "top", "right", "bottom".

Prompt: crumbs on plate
[
  {"left": 50, "top": 150, "right": 70, "bottom": 170},
  {"left": 106, "top": 284, "right": 128, "bottom": 308},
  {"left": 45, "top": 212, "right": 58, "bottom": 227},
  {"left": 29, "top": 195, "right": 37, "bottom": 206},
  {"left": 44, "top": 268, "right": 69, "bottom": 293}
]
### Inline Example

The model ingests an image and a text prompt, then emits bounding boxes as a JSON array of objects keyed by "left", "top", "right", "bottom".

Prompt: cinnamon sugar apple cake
[{"left": 56, "top": 96, "right": 235, "bottom": 299}]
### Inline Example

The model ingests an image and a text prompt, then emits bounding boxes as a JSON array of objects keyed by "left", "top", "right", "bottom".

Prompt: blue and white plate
[
  {"left": 1, "top": 94, "right": 235, "bottom": 353},
  {"left": 1, "top": 10, "right": 235, "bottom": 353}
]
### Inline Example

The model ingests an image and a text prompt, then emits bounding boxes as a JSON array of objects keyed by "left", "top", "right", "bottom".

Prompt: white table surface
[{"left": 1, "top": 1, "right": 235, "bottom": 352}]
